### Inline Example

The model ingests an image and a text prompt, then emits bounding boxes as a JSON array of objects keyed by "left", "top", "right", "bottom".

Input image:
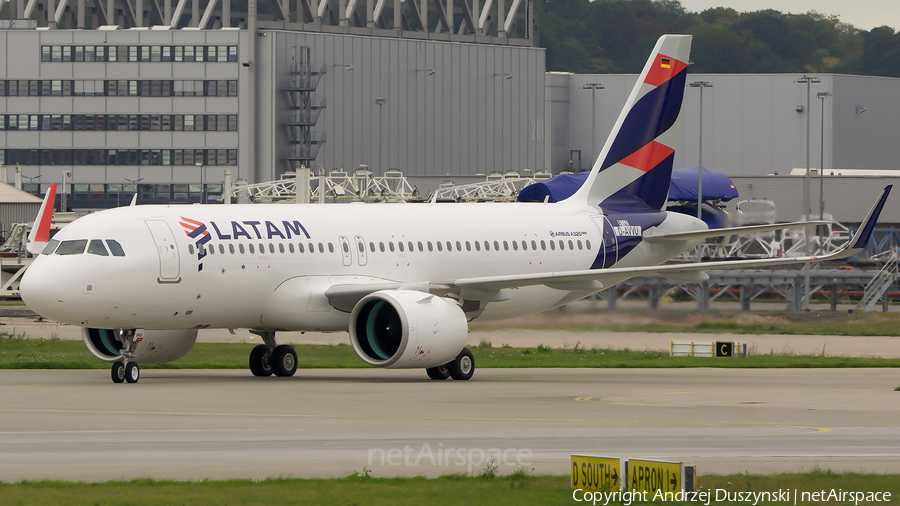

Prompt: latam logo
[
  {"left": 180, "top": 217, "right": 211, "bottom": 271},
  {"left": 179, "top": 217, "right": 313, "bottom": 272},
  {"left": 613, "top": 220, "right": 641, "bottom": 237}
]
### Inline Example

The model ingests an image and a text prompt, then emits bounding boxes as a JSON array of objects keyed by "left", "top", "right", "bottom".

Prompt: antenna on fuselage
[{"left": 130, "top": 194, "right": 138, "bottom": 207}]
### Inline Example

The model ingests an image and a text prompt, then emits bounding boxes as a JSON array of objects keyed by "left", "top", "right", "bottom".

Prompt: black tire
[
  {"left": 249, "top": 345, "right": 274, "bottom": 377},
  {"left": 272, "top": 345, "right": 298, "bottom": 377},
  {"left": 448, "top": 348, "right": 474, "bottom": 381},
  {"left": 125, "top": 362, "right": 140, "bottom": 383},
  {"left": 426, "top": 365, "right": 451, "bottom": 380},
  {"left": 111, "top": 361, "right": 125, "bottom": 383}
]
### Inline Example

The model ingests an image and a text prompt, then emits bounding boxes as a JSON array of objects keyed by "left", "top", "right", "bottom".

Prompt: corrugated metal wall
[{"left": 256, "top": 31, "right": 546, "bottom": 182}]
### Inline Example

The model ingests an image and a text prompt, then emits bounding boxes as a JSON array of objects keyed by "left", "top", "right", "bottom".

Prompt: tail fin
[
  {"left": 26, "top": 182, "right": 57, "bottom": 255},
  {"left": 563, "top": 34, "right": 692, "bottom": 210}
]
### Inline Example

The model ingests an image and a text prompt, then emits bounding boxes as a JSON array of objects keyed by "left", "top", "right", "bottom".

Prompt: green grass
[
  {"left": 0, "top": 471, "right": 897, "bottom": 505},
  {"left": 1, "top": 333, "right": 898, "bottom": 370},
  {"left": 472, "top": 311, "right": 900, "bottom": 336}
]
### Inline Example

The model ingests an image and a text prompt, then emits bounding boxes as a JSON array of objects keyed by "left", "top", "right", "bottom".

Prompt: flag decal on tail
[{"left": 661, "top": 58, "right": 671, "bottom": 68}]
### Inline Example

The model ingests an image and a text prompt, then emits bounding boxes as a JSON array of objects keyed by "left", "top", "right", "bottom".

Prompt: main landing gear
[
  {"left": 426, "top": 348, "right": 474, "bottom": 381},
  {"left": 249, "top": 330, "right": 298, "bottom": 377},
  {"left": 111, "top": 360, "right": 140, "bottom": 383}
]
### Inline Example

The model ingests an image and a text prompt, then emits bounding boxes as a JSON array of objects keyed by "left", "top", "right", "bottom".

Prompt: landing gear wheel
[
  {"left": 448, "top": 348, "right": 474, "bottom": 381},
  {"left": 272, "top": 345, "right": 298, "bottom": 377},
  {"left": 125, "top": 362, "right": 140, "bottom": 383},
  {"left": 249, "top": 344, "right": 274, "bottom": 377},
  {"left": 111, "top": 361, "right": 125, "bottom": 383},
  {"left": 426, "top": 365, "right": 451, "bottom": 380}
]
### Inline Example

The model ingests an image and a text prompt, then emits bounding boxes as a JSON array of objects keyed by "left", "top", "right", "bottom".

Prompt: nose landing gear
[
  {"left": 249, "top": 330, "right": 298, "bottom": 377},
  {"left": 110, "top": 329, "right": 141, "bottom": 384}
]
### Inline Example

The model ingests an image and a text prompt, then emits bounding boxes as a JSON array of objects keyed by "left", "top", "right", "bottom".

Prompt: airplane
[{"left": 19, "top": 34, "right": 891, "bottom": 384}]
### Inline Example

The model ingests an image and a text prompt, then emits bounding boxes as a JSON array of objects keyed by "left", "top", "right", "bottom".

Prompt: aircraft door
[
  {"left": 339, "top": 236, "right": 352, "bottom": 266},
  {"left": 145, "top": 220, "right": 181, "bottom": 283},
  {"left": 590, "top": 215, "right": 618, "bottom": 268},
  {"left": 354, "top": 236, "right": 367, "bottom": 266}
]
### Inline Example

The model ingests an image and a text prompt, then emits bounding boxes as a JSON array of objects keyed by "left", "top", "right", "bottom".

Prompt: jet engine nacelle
[
  {"left": 349, "top": 290, "right": 468, "bottom": 369},
  {"left": 83, "top": 328, "right": 198, "bottom": 364}
]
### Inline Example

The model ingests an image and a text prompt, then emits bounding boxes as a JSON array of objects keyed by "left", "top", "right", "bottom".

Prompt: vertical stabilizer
[
  {"left": 26, "top": 183, "right": 57, "bottom": 255},
  {"left": 563, "top": 35, "right": 692, "bottom": 210}
]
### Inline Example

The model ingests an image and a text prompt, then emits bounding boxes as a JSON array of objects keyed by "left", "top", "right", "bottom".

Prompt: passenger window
[
  {"left": 559, "top": 240, "right": 565, "bottom": 250},
  {"left": 540, "top": 240, "right": 546, "bottom": 251},
  {"left": 328, "top": 243, "right": 334, "bottom": 253},
  {"left": 522, "top": 240, "right": 528, "bottom": 251},
  {"left": 219, "top": 244, "right": 225, "bottom": 254},
  {"left": 379, "top": 242, "right": 385, "bottom": 253},
  {"left": 279, "top": 243, "right": 285, "bottom": 254},
  {"left": 269, "top": 243, "right": 275, "bottom": 254},
  {"left": 586, "top": 240, "right": 592, "bottom": 250},
  {"left": 436, "top": 241, "right": 442, "bottom": 252},
  {"left": 531, "top": 240, "right": 538, "bottom": 250},
  {"left": 455, "top": 241, "right": 461, "bottom": 251},
  {"left": 357, "top": 241, "right": 364, "bottom": 252},
  {"left": 297, "top": 243, "right": 304, "bottom": 253},
  {"left": 259, "top": 243, "right": 265, "bottom": 253},
  {"left": 239, "top": 244, "right": 245, "bottom": 254},
  {"left": 408, "top": 241, "right": 414, "bottom": 252},
  {"left": 577, "top": 240, "right": 583, "bottom": 250},
  {"left": 207, "top": 245, "right": 214, "bottom": 255},
  {"left": 482, "top": 241, "right": 488, "bottom": 251},
  {"left": 568, "top": 240, "right": 574, "bottom": 250},
  {"left": 465, "top": 241, "right": 471, "bottom": 252},
  {"left": 427, "top": 241, "right": 433, "bottom": 252},
  {"left": 42, "top": 239, "right": 60, "bottom": 255},
  {"left": 418, "top": 241, "right": 424, "bottom": 252},
  {"left": 343, "top": 242, "right": 350, "bottom": 253},
  {"left": 398, "top": 242, "right": 404, "bottom": 252},
  {"left": 389, "top": 242, "right": 395, "bottom": 252},
  {"left": 106, "top": 240, "right": 126, "bottom": 256},
  {"left": 549, "top": 240, "right": 556, "bottom": 251},
  {"left": 318, "top": 243, "right": 324, "bottom": 253},
  {"left": 475, "top": 242, "right": 481, "bottom": 252},
  {"left": 369, "top": 242, "right": 375, "bottom": 252},
  {"left": 289, "top": 243, "right": 294, "bottom": 253},
  {"left": 308, "top": 242, "right": 315, "bottom": 253},
  {"left": 87, "top": 240, "right": 109, "bottom": 256},
  {"left": 493, "top": 240, "right": 499, "bottom": 251},
  {"left": 512, "top": 241, "right": 518, "bottom": 251},
  {"left": 56, "top": 239, "right": 87, "bottom": 255},
  {"left": 249, "top": 244, "right": 255, "bottom": 254},
  {"left": 229, "top": 244, "right": 235, "bottom": 254}
]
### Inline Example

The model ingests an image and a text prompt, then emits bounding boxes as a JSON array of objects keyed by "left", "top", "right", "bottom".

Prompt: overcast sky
[{"left": 677, "top": 0, "right": 898, "bottom": 31}]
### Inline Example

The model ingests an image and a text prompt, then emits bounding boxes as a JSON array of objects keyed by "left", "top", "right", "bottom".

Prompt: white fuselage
[{"left": 20, "top": 201, "right": 704, "bottom": 332}]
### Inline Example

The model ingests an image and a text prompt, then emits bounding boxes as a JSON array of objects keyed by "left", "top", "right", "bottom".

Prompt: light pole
[
  {"left": 817, "top": 91, "right": 832, "bottom": 221},
  {"left": 689, "top": 81, "right": 712, "bottom": 219},
  {"left": 375, "top": 97, "right": 386, "bottom": 173},
  {"left": 795, "top": 75, "right": 820, "bottom": 311},
  {"left": 124, "top": 176, "right": 144, "bottom": 206},
  {"left": 195, "top": 162, "right": 205, "bottom": 202},
  {"left": 582, "top": 83, "right": 604, "bottom": 170}
]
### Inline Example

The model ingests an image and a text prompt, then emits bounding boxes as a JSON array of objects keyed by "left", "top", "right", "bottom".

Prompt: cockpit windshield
[
  {"left": 42, "top": 239, "right": 126, "bottom": 257},
  {"left": 56, "top": 240, "right": 87, "bottom": 255}
]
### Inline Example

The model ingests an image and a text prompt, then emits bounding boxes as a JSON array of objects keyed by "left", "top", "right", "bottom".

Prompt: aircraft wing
[
  {"left": 453, "top": 185, "right": 891, "bottom": 292},
  {"left": 642, "top": 220, "right": 831, "bottom": 244}
]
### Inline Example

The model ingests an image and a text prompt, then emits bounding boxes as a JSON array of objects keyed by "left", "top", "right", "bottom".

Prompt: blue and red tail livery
[{"left": 564, "top": 35, "right": 692, "bottom": 211}]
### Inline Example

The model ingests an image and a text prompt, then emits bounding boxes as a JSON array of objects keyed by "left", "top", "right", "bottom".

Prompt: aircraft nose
[{"left": 19, "top": 258, "right": 59, "bottom": 316}]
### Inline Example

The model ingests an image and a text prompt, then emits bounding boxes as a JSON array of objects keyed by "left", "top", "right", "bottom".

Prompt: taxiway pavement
[{"left": 2, "top": 367, "right": 899, "bottom": 482}]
